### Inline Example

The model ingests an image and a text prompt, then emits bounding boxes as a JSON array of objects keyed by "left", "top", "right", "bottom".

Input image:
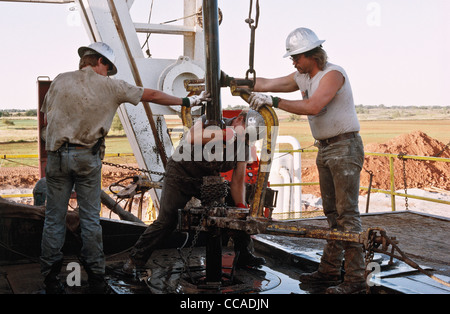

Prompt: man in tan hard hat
[
  {"left": 248, "top": 27, "right": 366, "bottom": 294},
  {"left": 40, "top": 42, "right": 206, "bottom": 294}
]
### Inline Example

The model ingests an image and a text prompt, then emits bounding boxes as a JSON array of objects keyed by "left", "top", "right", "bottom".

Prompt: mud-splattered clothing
[
  {"left": 130, "top": 116, "right": 251, "bottom": 263},
  {"left": 295, "top": 62, "right": 365, "bottom": 283},
  {"left": 40, "top": 66, "right": 143, "bottom": 278},
  {"left": 41, "top": 66, "right": 143, "bottom": 152}
]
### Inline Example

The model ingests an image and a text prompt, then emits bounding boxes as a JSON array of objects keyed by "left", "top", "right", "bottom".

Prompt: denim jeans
[
  {"left": 40, "top": 147, "right": 104, "bottom": 277},
  {"left": 129, "top": 159, "right": 200, "bottom": 263},
  {"left": 315, "top": 135, "right": 366, "bottom": 282},
  {"left": 129, "top": 158, "right": 255, "bottom": 264}
]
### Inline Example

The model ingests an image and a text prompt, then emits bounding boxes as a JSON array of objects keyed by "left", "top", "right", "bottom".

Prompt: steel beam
[{"left": 202, "top": 0, "right": 222, "bottom": 127}]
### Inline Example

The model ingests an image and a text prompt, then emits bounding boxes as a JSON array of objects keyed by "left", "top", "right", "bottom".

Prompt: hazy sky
[{"left": 0, "top": 0, "right": 449, "bottom": 110}]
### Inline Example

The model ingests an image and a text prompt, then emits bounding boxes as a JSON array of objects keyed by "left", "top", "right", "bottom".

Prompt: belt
[
  {"left": 61, "top": 142, "right": 88, "bottom": 150},
  {"left": 317, "top": 132, "right": 358, "bottom": 147}
]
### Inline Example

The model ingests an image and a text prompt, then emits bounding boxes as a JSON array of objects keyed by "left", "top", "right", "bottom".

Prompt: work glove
[
  {"left": 182, "top": 91, "right": 210, "bottom": 107},
  {"left": 248, "top": 93, "right": 279, "bottom": 111}
]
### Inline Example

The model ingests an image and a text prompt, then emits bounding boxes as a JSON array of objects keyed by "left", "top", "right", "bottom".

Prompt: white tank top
[{"left": 294, "top": 62, "right": 360, "bottom": 140}]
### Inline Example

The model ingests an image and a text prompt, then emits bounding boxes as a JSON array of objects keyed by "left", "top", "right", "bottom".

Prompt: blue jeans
[
  {"left": 316, "top": 135, "right": 366, "bottom": 282},
  {"left": 40, "top": 147, "right": 104, "bottom": 277}
]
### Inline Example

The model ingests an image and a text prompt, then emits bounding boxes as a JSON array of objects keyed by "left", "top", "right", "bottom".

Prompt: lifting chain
[{"left": 244, "top": 0, "right": 260, "bottom": 82}]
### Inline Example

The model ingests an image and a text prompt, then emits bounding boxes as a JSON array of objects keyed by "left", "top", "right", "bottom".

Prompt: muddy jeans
[
  {"left": 40, "top": 147, "right": 104, "bottom": 277},
  {"left": 316, "top": 135, "right": 366, "bottom": 282},
  {"left": 129, "top": 159, "right": 254, "bottom": 264},
  {"left": 129, "top": 160, "right": 200, "bottom": 263}
]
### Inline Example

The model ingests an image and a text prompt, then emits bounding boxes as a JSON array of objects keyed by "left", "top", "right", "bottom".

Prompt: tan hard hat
[{"left": 78, "top": 42, "right": 118, "bottom": 76}]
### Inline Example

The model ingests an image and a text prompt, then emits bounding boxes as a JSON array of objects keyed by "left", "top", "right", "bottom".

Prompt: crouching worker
[{"left": 123, "top": 110, "right": 266, "bottom": 275}]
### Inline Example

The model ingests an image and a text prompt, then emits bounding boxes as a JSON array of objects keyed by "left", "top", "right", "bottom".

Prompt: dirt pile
[
  {"left": 361, "top": 131, "right": 449, "bottom": 191},
  {"left": 302, "top": 131, "right": 450, "bottom": 195},
  {"left": 0, "top": 165, "right": 139, "bottom": 191}
]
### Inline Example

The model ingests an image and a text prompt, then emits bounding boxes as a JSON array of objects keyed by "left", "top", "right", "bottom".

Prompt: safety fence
[
  {"left": 0, "top": 152, "right": 134, "bottom": 198},
  {"left": 270, "top": 149, "right": 450, "bottom": 213},
  {"left": 1, "top": 151, "right": 449, "bottom": 214}
]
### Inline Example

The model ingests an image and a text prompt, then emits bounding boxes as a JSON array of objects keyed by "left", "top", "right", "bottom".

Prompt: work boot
[
  {"left": 88, "top": 273, "right": 109, "bottom": 294},
  {"left": 236, "top": 252, "right": 266, "bottom": 268},
  {"left": 232, "top": 231, "right": 265, "bottom": 268},
  {"left": 43, "top": 260, "right": 65, "bottom": 294},
  {"left": 122, "top": 258, "right": 146, "bottom": 275},
  {"left": 44, "top": 277, "right": 66, "bottom": 294},
  {"left": 325, "top": 281, "right": 367, "bottom": 294},
  {"left": 298, "top": 271, "right": 341, "bottom": 286}
]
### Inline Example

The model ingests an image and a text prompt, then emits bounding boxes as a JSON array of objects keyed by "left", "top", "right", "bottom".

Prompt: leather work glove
[
  {"left": 248, "top": 92, "right": 278, "bottom": 110},
  {"left": 182, "top": 91, "right": 210, "bottom": 107}
]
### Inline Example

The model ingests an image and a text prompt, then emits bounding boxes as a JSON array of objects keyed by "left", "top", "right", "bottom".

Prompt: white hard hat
[
  {"left": 78, "top": 42, "right": 118, "bottom": 75},
  {"left": 283, "top": 27, "right": 325, "bottom": 58},
  {"left": 245, "top": 109, "right": 266, "bottom": 141}
]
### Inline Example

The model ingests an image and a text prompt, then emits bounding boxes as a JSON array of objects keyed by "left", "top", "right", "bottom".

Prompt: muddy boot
[
  {"left": 299, "top": 271, "right": 341, "bottom": 286},
  {"left": 233, "top": 232, "right": 266, "bottom": 268},
  {"left": 44, "top": 260, "right": 65, "bottom": 294},
  {"left": 121, "top": 257, "right": 148, "bottom": 276},
  {"left": 82, "top": 261, "right": 109, "bottom": 294},
  {"left": 87, "top": 273, "right": 109, "bottom": 294},
  {"left": 325, "top": 281, "right": 367, "bottom": 294},
  {"left": 236, "top": 251, "right": 266, "bottom": 268}
]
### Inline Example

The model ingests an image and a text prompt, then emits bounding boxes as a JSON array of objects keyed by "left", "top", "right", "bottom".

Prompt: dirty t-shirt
[
  {"left": 294, "top": 62, "right": 360, "bottom": 140},
  {"left": 41, "top": 66, "right": 144, "bottom": 151}
]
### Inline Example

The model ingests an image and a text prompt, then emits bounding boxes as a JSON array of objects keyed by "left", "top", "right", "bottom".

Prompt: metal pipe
[{"left": 202, "top": 0, "right": 223, "bottom": 127}]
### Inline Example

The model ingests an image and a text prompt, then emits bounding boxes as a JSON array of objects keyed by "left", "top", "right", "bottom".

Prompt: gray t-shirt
[
  {"left": 294, "top": 62, "right": 360, "bottom": 140},
  {"left": 41, "top": 66, "right": 144, "bottom": 151}
]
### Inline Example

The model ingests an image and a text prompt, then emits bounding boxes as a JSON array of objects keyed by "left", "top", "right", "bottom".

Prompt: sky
[{"left": 0, "top": 0, "right": 449, "bottom": 110}]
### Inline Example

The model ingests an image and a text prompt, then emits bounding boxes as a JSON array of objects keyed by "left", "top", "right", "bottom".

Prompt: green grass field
[
  {"left": 1, "top": 113, "right": 449, "bottom": 168},
  {"left": 278, "top": 119, "right": 449, "bottom": 149}
]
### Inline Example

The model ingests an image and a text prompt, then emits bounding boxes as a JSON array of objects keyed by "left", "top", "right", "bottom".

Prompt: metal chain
[
  {"left": 244, "top": 0, "right": 260, "bottom": 81},
  {"left": 398, "top": 152, "right": 409, "bottom": 210},
  {"left": 174, "top": 180, "right": 228, "bottom": 292},
  {"left": 102, "top": 160, "right": 165, "bottom": 177},
  {"left": 364, "top": 230, "right": 376, "bottom": 294},
  {"left": 175, "top": 209, "right": 207, "bottom": 293},
  {"left": 434, "top": 140, "right": 450, "bottom": 157},
  {"left": 200, "top": 181, "right": 229, "bottom": 207}
]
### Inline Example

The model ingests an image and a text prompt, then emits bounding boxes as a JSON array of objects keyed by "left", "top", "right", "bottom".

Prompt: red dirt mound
[
  {"left": 362, "top": 131, "right": 449, "bottom": 191},
  {"left": 301, "top": 131, "right": 450, "bottom": 195}
]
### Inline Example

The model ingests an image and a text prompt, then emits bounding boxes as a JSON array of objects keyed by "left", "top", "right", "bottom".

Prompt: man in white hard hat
[
  {"left": 247, "top": 27, "right": 366, "bottom": 294},
  {"left": 40, "top": 42, "right": 207, "bottom": 294}
]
